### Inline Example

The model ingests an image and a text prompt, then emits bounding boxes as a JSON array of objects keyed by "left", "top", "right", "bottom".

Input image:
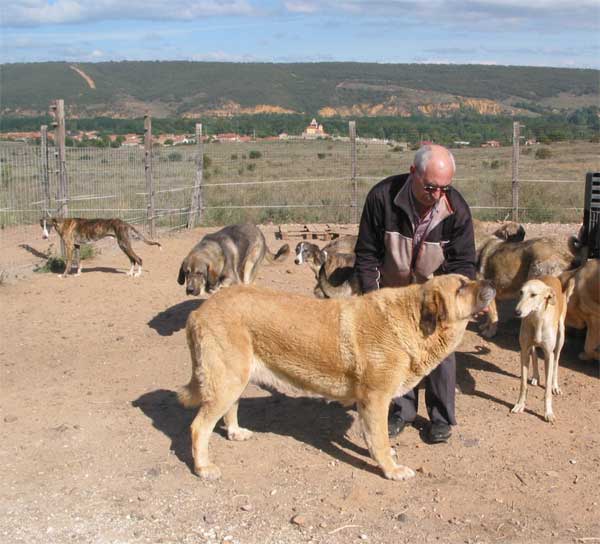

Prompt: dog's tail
[
  {"left": 264, "top": 243, "right": 290, "bottom": 263},
  {"left": 127, "top": 224, "right": 162, "bottom": 250},
  {"left": 178, "top": 316, "right": 205, "bottom": 409}
]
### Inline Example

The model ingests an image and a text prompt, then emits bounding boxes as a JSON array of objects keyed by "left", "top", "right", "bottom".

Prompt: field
[{"left": 1, "top": 223, "right": 598, "bottom": 544}]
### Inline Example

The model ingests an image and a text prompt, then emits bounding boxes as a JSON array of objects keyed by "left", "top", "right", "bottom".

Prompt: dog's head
[
  {"left": 515, "top": 279, "right": 556, "bottom": 318},
  {"left": 294, "top": 241, "right": 322, "bottom": 266},
  {"left": 40, "top": 217, "right": 58, "bottom": 239},
  {"left": 178, "top": 256, "right": 219, "bottom": 296},
  {"left": 420, "top": 275, "right": 496, "bottom": 336},
  {"left": 493, "top": 221, "right": 526, "bottom": 243}
]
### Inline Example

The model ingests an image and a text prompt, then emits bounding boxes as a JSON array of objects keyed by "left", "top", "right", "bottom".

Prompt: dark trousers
[{"left": 390, "top": 353, "right": 457, "bottom": 426}]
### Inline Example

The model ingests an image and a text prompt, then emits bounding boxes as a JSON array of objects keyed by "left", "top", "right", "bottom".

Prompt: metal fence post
[
  {"left": 349, "top": 120, "right": 358, "bottom": 224},
  {"left": 144, "top": 114, "right": 156, "bottom": 239},
  {"left": 187, "top": 123, "right": 204, "bottom": 228},
  {"left": 512, "top": 121, "right": 521, "bottom": 222},
  {"left": 40, "top": 125, "right": 51, "bottom": 215}
]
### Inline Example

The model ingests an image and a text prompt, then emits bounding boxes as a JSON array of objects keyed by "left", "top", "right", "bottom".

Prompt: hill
[{"left": 1, "top": 61, "right": 598, "bottom": 119}]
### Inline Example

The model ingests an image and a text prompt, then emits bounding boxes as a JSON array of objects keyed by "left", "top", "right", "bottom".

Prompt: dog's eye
[{"left": 530, "top": 293, "right": 535, "bottom": 298}]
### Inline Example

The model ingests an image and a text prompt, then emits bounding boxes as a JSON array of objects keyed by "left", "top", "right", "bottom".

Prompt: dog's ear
[
  {"left": 177, "top": 259, "right": 187, "bottom": 285},
  {"left": 420, "top": 287, "right": 447, "bottom": 336},
  {"left": 205, "top": 263, "right": 219, "bottom": 289},
  {"left": 545, "top": 289, "right": 557, "bottom": 306}
]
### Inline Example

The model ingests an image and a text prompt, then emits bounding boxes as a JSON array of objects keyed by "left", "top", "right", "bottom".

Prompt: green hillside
[{"left": 1, "top": 61, "right": 598, "bottom": 117}]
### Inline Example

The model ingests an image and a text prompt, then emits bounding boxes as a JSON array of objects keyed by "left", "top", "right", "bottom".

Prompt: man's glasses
[{"left": 423, "top": 184, "right": 451, "bottom": 194}]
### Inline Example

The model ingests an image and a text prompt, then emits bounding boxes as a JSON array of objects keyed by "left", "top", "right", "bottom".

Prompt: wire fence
[{"left": 1, "top": 134, "right": 598, "bottom": 274}]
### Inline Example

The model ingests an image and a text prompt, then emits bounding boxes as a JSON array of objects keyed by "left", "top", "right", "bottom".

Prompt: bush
[
  {"left": 246, "top": 163, "right": 256, "bottom": 172},
  {"left": 230, "top": 153, "right": 238, "bottom": 160},
  {"left": 490, "top": 159, "right": 501, "bottom": 169},
  {"left": 317, "top": 153, "right": 326, "bottom": 159},
  {"left": 535, "top": 147, "right": 552, "bottom": 159},
  {"left": 249, "top": 150, "right": 262, "bottom": 159},
  {"left": 168, "top": 151, "right": 183, "bottom": 162}
]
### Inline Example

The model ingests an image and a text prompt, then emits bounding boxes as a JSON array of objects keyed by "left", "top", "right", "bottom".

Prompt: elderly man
[{"left": 354, "top": 144, "right": 476, "bottom": 443}]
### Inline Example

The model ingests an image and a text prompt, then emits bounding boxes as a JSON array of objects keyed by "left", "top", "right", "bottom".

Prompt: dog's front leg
[
  {"left": 552, "top": 324, "right": 565, "bottom": 395},
  {"left": 543, "top": 351, "right": 555, "bottom": 423},
  {"left": 358, "top": 396, "right": 415, "bottom": 481},
  {"left": 61, "top": 244, "right": 74, "bottom": 278},
  {"left": 530, "top": 348, "right": 540, "bottom": 386},
  {"left": 511, "top": 347, "right": 530, "bottom": 414}
]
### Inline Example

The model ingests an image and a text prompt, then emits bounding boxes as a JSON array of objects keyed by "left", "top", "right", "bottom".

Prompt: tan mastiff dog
[{"left": 179, "top": 275, "right": 495, "bottom": 481}]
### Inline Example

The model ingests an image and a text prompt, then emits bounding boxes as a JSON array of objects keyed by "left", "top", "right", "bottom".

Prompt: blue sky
[{"left": 1, "top": 1, "right": 599, "bottom": 68}]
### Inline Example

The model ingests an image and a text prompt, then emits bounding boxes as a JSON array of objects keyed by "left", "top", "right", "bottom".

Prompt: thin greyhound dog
[
  {"left": 41, "top": 217, "right": 161, "bottom": 277},
  {"left": 511, "top": 275, "right": 575, "bottom": 422}
]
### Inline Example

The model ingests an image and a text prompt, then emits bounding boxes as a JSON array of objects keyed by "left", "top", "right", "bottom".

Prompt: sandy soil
[{"left": 1, "top": 224, "right": 599, "bottom": 544}]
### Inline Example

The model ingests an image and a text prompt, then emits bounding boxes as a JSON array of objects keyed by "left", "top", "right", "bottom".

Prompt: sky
[{"left": 1, "top": 0, "right": 599, "bottom": 68}]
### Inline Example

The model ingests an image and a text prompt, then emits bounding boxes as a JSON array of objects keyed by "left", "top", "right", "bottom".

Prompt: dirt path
[{"left": 1, "top": 225, "right": 598, "bottom": 544}]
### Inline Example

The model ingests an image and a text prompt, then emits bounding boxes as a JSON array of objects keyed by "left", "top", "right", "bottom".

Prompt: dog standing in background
[
  {"left": 511, "top": 276, "right": 575, "bottom": 422},
  {"left": 41, "top": 217, "right": 161, "bottom": 277},
  {"left": 178, "top": 224, "right": 289, "bottom": 296}
]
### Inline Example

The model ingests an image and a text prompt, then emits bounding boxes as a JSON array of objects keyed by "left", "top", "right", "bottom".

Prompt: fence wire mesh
[{"left": 1, "top": 137, "right": 598, "bottom": 274}]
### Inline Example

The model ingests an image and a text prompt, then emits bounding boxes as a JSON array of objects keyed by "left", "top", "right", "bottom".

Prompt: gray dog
[{"left": 178, "top": 224, "right": 289, "bottom": 296}]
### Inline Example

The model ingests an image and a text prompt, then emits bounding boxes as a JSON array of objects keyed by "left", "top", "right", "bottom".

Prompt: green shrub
[
  {"left": 535, "top": 147, "right": 552, "bottom": 159},
  {"left": 317, "top": 153, "right": 326, "bottom": 159},
  {"left": 167, "top": 151, "right": 183, "bottom": 162},
  {"left": 249, "top": 150, "right": 262, "bottom": 159},
  {"left": 246, "top": 163, "right": 256, "bottom": 172},
  {"left": 231, "top": 153, "right": 238, "bottom": 160}
]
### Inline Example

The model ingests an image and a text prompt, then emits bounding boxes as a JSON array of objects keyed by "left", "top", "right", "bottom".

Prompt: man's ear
[
  {"left": 177, "top": 259, "right": 187, "bottom": 285},
  {"left": 420, "top": 288, "right": 447, "bottom": 336}
]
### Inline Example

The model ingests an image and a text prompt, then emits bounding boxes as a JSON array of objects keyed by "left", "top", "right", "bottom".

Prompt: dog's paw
[
  {"left": 194, "top": 463, "right": 222, "bottom": 480},
  {"left": 383, "top": 464, "right": 416, "bottom": 481},
  {"left": 544, "top": 411, "right": 555, "bottom": 423},
  {"left": 511, "top": 403, "right": 525, "bottom": 414},
  {"left": 227, "top": 427, "right": 253, "bottom": 441},
  {"left": 530, "top": 377, "right": 538, "bottom": 386},
  {"left": 552, "top": 386, "right": 562, "bottom": 395}
]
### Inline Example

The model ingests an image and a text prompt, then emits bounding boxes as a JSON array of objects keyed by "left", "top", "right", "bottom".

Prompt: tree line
[{"left": 1, "top": 107, "right": 598, "bottom": 147}]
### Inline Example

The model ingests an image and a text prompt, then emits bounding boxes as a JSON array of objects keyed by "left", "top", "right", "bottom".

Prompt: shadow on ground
[
  {"left": 147, "top": 299, "right": 204, "bottom": 336},
  {"left": 132, "top": 389, "right": 379, "bottom": 476}
]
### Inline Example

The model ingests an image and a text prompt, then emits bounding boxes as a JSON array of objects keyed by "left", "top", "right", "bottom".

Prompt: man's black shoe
[
  {"left": 427, "top": 422, "right": 452, "bottom": 443},
  {"left": 388, "top": 413, "right": 407, "bottom": 438}
]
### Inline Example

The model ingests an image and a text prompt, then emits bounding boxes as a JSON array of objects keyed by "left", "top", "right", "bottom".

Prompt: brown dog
[
  {"left": 178, "top": 224, "right": 289, "bottom": 296},
  {"left": 314, "top": 252, "right": 361, "bottom": 299},
  {"left": 41, "top": 217, "right": 161, "bottom": 277},
  {"left": 560, "top": 259, "right": 600, "bottom": 361},
  {"left": 179, "top": 275, "right": 495, "bottom": 481},
  {"left": 477, "top": 237, "right": 580, "bottom": 337},
  {"left": 294, "top": 235, "right": 358, "bottom": 278}
]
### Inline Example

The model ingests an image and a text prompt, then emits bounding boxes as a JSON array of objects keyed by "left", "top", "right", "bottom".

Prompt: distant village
[{"left": 0, "top": 117, "right": 532, "bottom": 148}]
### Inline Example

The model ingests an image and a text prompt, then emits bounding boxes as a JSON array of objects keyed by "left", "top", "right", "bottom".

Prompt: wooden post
[
  {"left": 144, "top": 114, "right": 156, "bottom": 239},
  {"left": 40, "top": 125, "right": 51, "bottom": 214},
  {"left": 187, "top": 123, "right": 204, "bottom": 228},
  {"left": 511, "top": 121, "right": 521, "bottom": 222},
  {"left": 50, "top": 99, "right": 68, "bottom": 258},
  {"left": 349, "top": 120, "right": 358, "bottom": 224},
  {"left": 52, "top": 99, "right": 68, "bottom": 220}
]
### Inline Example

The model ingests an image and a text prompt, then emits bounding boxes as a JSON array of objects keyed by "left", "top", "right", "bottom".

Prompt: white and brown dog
[
  {"left": 41, "top": 217, "right": 161, "bottom": 277},
  {"left": 511, "top": 275, "right": 575, "bottom": 422}
]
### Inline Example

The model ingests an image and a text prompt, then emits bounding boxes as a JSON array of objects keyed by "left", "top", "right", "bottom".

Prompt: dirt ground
[{"left": 1, "top": 223, "right": 599, "bottom": 544}]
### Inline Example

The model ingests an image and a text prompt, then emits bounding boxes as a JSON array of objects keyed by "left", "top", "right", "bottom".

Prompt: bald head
[
  {"left": 410, "top": 144, "right": 456, "bottom": 208},
  {"left": 413, "top": 144, "right": 456, "bottom": 177}
]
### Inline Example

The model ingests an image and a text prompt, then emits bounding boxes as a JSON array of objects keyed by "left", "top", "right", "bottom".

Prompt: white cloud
[
  {"left": 283, "top": 1, "right": 319, "bottom": 13},
  {"left": 4, "top": 0, "right": 256, "bottom": 26}
]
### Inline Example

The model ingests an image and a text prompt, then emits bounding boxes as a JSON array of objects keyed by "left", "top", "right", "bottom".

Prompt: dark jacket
[{"left": 355, "top": 173, "right": 476, "bottom": 293}]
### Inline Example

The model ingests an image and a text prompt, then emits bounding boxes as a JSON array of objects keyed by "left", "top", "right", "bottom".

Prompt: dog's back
[{"left": 315, "top": 252, "right": 360, "bottom": 299}]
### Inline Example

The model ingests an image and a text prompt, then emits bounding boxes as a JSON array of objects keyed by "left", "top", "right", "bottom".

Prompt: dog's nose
[
  {"left": 515, "top": 309, "right": 522, "bottom": 317},
  {"left": 186, "top": 287, "right": 194, "bottom": 295},
  {"left": 294, "top": 258, "right": 300, "bottom": 264}
]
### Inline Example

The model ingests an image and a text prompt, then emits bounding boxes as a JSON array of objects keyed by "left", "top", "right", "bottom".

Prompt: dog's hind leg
[
  {"left": 552, "top": 323, "right": 565, "bottom": 395},
  {"left": 61, "top": 243, "right": 75, "bottom": 278},
  {"left": 543, "top": 350, "right": 556, "bottom": 422},
  {"left": 75, "top": 244, "right": 82, "bottom": 276},
  {"left": 223, "top": 400, "right": 253, "bottom": 441},
  {"left": 358, "top": 395, "right": 415, "bottom": 480},
  {"left": 190, "top": 380, "right": 248, "bottom": 480},
  {"left": 511, "top": 347, "right": 531, "bottom": 414},
  {"left": 118, "top": 238, "right": 143, "bottom": 277}
]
